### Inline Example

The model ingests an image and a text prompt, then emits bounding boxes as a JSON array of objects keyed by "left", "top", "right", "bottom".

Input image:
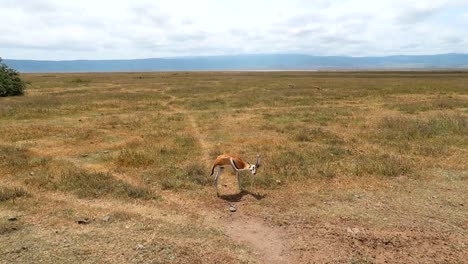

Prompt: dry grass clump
[
  {"left": 0, "top": 145, "right": 30, "bottom": 169},
  {"left": 116, "top": 149, "right": 154, "bottom": 167},
  {"left": 0, "top": 186, "right": 29, "bottom": 202},
  {"left": 0, "top": 220, "right": 24, "bottom": 235},
  {"left": 0, "top": 145, "right": 49, "bottom": 173}
]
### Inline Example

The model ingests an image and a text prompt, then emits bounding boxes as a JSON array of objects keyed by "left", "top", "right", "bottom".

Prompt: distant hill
[{"left": 4, "top": 53, "right": 468, "bottom": 72}]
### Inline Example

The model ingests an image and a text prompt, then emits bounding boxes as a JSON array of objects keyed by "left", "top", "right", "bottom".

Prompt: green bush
[{"left": 0, "top": 58, "right": 26, "bottom": 97}]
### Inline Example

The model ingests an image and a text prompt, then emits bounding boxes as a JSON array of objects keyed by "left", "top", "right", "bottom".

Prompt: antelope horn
[{"left": 255, "top": 154, "right": 261, "bottom": 168}]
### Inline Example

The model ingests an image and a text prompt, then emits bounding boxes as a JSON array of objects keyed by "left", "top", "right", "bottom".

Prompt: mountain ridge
[{"left": 4, "top": 53, "right": 468, "bottom": 72}]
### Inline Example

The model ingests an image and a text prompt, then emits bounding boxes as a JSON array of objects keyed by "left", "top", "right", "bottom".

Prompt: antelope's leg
[
  {"left": 214, "top": 167, "right": 223, "bottom": 186},
  {"left": 237, "top": 172, "right": 242, "bottom": 191}
]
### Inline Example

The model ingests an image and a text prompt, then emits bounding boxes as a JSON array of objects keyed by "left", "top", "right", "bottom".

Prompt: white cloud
[{"left": 1, "top": 0, "right": 467, "bottom": 60}]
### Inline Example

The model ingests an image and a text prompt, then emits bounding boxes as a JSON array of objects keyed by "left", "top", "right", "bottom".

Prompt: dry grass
[
  {"left": 0, "top": 186, "right": 29, "bottom": 202},
  {"left": 0, "top": 71, "right": 467, "bottom": 263}
]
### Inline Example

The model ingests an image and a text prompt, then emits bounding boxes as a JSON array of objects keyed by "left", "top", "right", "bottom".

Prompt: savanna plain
[{"left": 0, "top": 71, "right": 467, "bottom": 263}]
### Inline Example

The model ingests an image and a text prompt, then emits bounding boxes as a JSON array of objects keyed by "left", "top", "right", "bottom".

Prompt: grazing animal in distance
[{"left": 210, "top": 154, "right": 261, "bottom": 191}]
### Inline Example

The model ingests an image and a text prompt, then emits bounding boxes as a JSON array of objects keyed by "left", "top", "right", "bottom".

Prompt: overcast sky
[{"left": 1, "top": 0, "right": 467, "bottom": 60}]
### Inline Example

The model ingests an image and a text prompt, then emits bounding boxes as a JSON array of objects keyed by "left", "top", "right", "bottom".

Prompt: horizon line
[{"left": 4, "top": 52, "right": 467, "bottom": 62}]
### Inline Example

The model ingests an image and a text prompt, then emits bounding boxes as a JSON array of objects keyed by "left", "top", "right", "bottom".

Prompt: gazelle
[{"left": 210, "top": 154, "right": 261, "bottom": 191}]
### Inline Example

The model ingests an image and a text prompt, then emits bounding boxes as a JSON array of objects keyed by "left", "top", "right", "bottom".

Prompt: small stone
[
  {"left": 103, "top": 150, "right": 109, "bottom": 154},
  {"left": 81, "top": 154, "right": 89, "bottom": 158},
  {"left": 29, "top": 172, "right": 35, "bottom": 176},
  {"left": 76, "top": 218, "right": 91, "bottom": 225},
  {"left": 136, "top": 244, "right": 145, "bottom": 250},
  {"left": 102, "top": 216, "right": 111, "bottom": 222},
  {"left": 276, "top": 180, "right": 282, "bottom": 184},
  {"left": 229, "top": 205, "right": 236, "bottom": 212},
  {"left": 8, "top": 216, "right": 18, "bottom": 221},
  {"left": 347, "top": 227, "right": 361, "bottom": 235}
]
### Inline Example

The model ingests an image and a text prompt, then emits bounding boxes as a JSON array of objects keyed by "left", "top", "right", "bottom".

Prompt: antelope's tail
[{"left": 210, "top": 165, "right": 216, "bottom": 176}]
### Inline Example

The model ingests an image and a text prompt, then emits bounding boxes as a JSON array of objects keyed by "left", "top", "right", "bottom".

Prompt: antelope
[{"left": 210, "top": 154, "right": 261, "bottom": 191}]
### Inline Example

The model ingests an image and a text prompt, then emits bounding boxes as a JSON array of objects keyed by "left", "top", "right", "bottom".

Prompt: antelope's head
[{"left": 249, "top": 155, "right": 261, "bottom": 175}]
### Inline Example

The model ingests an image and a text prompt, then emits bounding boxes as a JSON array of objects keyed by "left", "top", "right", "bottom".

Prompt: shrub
[{"left": 0, "top": 58, "right": 26, "bottom": 97}]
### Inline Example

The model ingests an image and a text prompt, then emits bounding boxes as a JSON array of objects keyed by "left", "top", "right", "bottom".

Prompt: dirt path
[
  {"left": 225, "top": 210, "right": 293, "bottom": 264},
  {"left": 186, "top": 114, "right": 211, "bottom": 163}
]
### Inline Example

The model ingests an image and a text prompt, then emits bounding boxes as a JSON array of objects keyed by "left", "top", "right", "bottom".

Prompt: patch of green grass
[
  {"left": 379, "top": 114, "right": 467, "bottom": 140},
  {"left": 0, "top": 145, "right": 49, "bottom": 172},
  {"left": 184, "top": 162, "right": 209, "bottom": 186},
  {"left": 159, "top": 161, "right": 209, "bottom": 190},
  {"left": 188, "top": 98, "right": 227, "bottom": 110},
  {"left": 241, "top": 173, "right": 278, "bottom": 189},
  {"left": 160, "top": 177, "right": 188, "bottom": 190},
  {"left": 26, "top": 168, "right": 158, "bottom": 199},
  {"left": 393, "top": 97, "right": 468, "bottom": 114},
  {"left": 62, "top": 171, "right": 156, "bottom": 199},
  {"left": 374, "top": 114, "right": 468, "bottom": 158},
  {"left": 261, "top": 143, "right": 350, "bottom": 183},
  {"left": 292, "top": 127, "right": 344, "bottom": 145},
  {"left": 354, "top": 153, "right": 413, "bottom": 177},
  {"left": 68, "top": 77, "right": 90, "bottom": 84}
]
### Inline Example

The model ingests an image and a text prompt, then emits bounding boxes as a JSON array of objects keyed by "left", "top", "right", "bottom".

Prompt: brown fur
[{"left": 210, "top": 154, "right": 249, "bottom": 176}]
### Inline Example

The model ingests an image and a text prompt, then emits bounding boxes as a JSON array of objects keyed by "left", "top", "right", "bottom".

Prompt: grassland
[{"left": 0, "top": 71, "right": 467, "bottom": 263}]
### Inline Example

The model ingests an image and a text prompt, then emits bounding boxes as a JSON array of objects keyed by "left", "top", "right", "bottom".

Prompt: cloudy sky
[{"left": 1, "top": 0, "right": 467, "bottom": 60}]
